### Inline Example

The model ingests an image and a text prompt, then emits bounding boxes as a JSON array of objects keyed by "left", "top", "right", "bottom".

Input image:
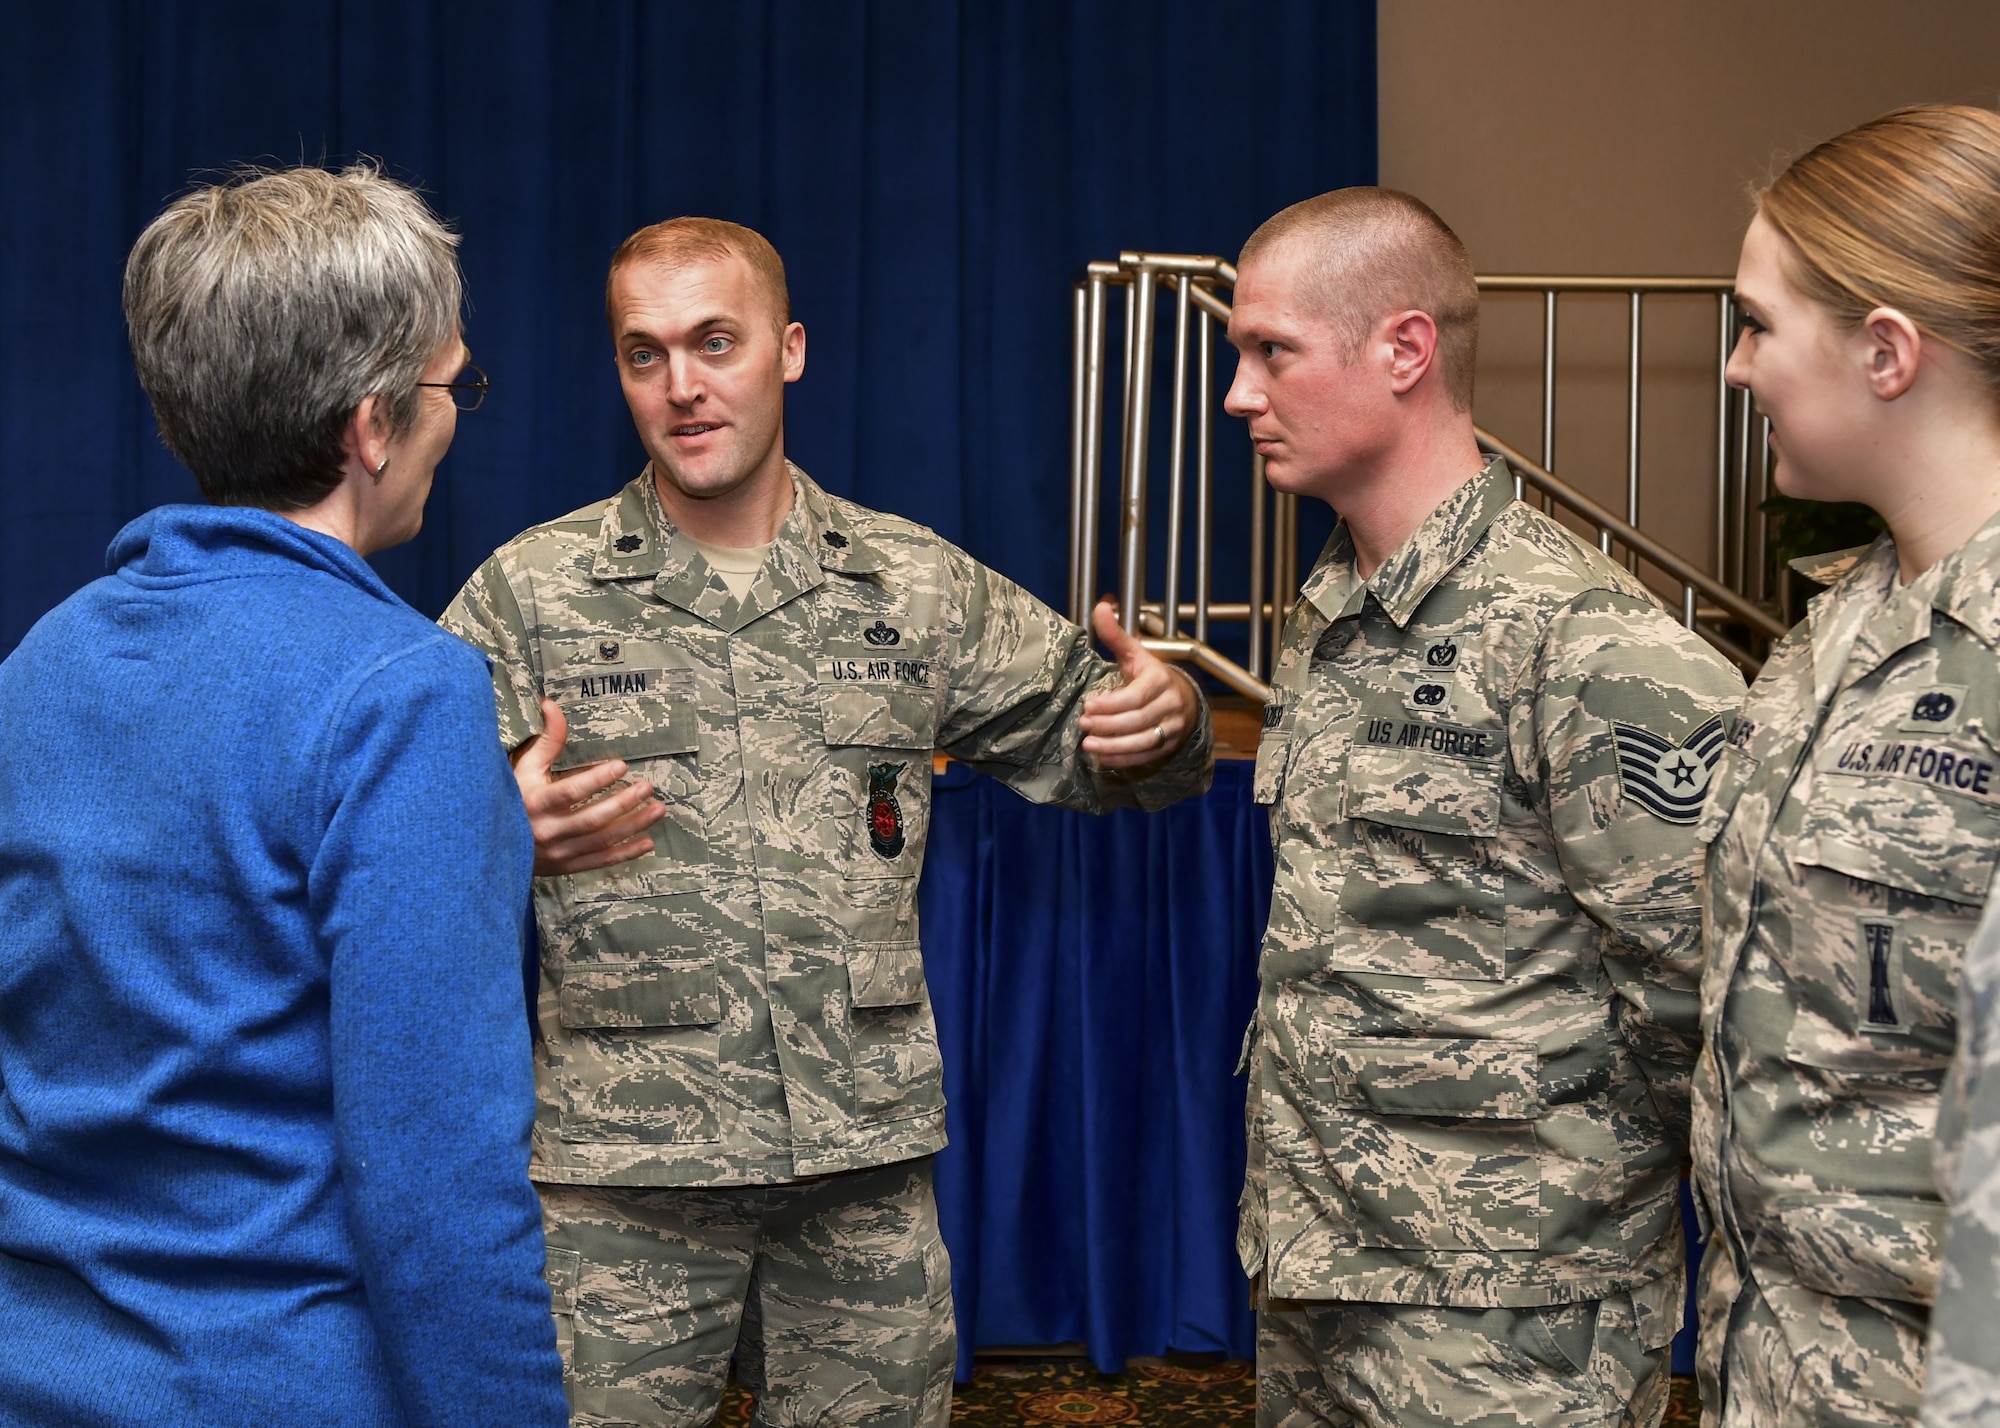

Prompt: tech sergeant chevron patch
[{"left": 1614, "top": 715, "right": 1725, "bottom": 824}]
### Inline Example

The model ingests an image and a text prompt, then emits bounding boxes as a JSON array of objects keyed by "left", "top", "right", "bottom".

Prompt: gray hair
[{"left": 123, "top": 162, "right": 462, "bottom": 510}]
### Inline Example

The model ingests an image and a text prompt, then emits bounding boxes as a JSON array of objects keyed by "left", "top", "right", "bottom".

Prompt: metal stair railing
[{"left": 1070, "top": 252, "right": 1790, "bottom": 702}]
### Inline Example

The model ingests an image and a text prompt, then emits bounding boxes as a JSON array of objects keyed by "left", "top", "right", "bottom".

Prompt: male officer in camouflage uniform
[
  {"left": 1228, "top": 188, "right": 1744, "bottom": 1427},
  {"left": 443, "top": 218, "right": 1211, "bottom": 1427}
]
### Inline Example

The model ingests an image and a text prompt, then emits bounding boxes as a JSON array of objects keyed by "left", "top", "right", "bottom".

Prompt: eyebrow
[{"left": 619, "top": 314, "right": 737, "bottom": 346}]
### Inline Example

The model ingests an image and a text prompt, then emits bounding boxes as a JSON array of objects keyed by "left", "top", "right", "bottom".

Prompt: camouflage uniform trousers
[
  {"left": 540, "top": 1157, "right": 955, "bottom": 1427},
  {"left": 1697, "top": 1233, "right": 1928, "bottom": 1428},
  {"left": 1257, "top": 1273, "right": 1680, "bottom": 1428}
]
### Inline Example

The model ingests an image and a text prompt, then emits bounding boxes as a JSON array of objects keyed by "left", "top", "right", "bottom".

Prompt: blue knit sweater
[{"left": 0, "top": 507, "right": 567, "bottom": 1426}]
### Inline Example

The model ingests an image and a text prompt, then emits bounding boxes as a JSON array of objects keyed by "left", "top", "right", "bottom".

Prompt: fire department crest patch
[{"left": 867, "top": 761, "right": 908, "bottom": 859}]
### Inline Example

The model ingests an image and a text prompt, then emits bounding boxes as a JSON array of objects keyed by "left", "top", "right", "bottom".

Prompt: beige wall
[{"left": 1378, "top": 0, "right": 2000, "bottom": 580}]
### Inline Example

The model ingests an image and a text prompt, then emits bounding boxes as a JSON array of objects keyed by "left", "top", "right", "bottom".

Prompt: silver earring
[{"left": 373, "top": 457, "right": 389, "bottom": 480}]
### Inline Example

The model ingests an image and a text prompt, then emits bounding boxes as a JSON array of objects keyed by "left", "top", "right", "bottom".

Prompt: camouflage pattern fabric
[
  {"left": 1241, "top": 458, "right": 1743, "bottom": 1335},
  {"left": 1257, "top": 1274, "right": 1681, "bottom": 1428},
  {"left": 1927, "top": 897, "right": 2000, "bottom": 1426},
  {"left": 443, "top": 463, "right": 1212, "bottom": 1189},
  {"left": 541, "top": 1157, "right": 954, "bottom": 1426},
  {"left": 1692, "top": 518, "right": 2000, "bottom": 1428}
]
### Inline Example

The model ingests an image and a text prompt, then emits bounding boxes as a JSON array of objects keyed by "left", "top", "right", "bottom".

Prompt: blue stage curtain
[
  {"left": 920, "top": 760, "right": 1704, "bottom": 1378},
  {"left": 0, "top": 0, "right": 1372, "bottom": 654},
  {"left": 922, "top": 759, "right": 1270, "bottom": 1375}
]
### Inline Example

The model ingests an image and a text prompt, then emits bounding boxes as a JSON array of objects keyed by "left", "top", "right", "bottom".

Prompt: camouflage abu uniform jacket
[
  {"left": 1241, "top": 457, "right": 1744, "bottom": 1308},
  {"left": 444, "top": 465, "right": 1213, "bottom": 1187},
  {"left": 1692, "top": 515, "right": 2000, "bottom": 1424},
  {"left": 1926, "top": 894, "right": 2000, "bottom": 1426}
]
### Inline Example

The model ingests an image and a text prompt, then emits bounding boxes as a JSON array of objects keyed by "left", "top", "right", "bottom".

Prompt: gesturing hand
[
  {"left": 512, "top": 699, "right": 666, "bottom": 877},
  {"left": 1078, "top": 598, "right": 1202, "bottom": 769}
]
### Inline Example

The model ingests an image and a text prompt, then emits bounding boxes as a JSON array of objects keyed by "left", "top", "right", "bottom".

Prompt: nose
[
  {"left": 1223, "top": 354, "right": 1262, "bottom": 418},
  {"left": 1723, "top": 329, "right": 1752, "bottom": 392},
  {"left": 666, "top": 353, "right": 703, "bottom": 408}
]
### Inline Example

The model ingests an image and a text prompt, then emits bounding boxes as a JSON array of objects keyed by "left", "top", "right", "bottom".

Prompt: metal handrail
[
  {"left": 1475, "top": 429, "right": 1783, "bottom": 673},
  {"left": 1070, "top": 254, "right": 1785, "bottom": 704}
]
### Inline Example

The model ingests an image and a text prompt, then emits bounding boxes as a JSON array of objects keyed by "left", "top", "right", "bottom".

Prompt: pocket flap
[
  {"left": 1253, "top": 733, "right": 1289, "bottom": 805},
  {"left": 848, "top": 939, "right": 925, "bottom": 1008},
  {"left": 557, "top": 957, "right": 720, "bottom": 1029},
  {"left": 1345, "top": 736, "right": 1504, "bottom": 837},
  {"left": 819, "top": 685, "right": 937, "bottom": 750},
  {"left": 544, "top": 1246, "right": 580, "bottom": 1309},
  {"left": 549, "top": 670, "right": 699, "bottom": 769},
  {"left": 1324, "top": 1037, "right": 1542, "bottom": 1120},
  {"left": 1800, "top": 786, "right": 2000, "bottom": 904},
  {"left": 1763, "top": 1192, "right": 1946, "bottom": 1304},
  {"left": 1696, "top": 744, "right": 1756, "bottom": 847}
]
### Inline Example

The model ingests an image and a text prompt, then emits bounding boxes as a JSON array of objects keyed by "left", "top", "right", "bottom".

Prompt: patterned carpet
[{"left": 715, "top": 1358, "right": 1704, "bottom": 1424}]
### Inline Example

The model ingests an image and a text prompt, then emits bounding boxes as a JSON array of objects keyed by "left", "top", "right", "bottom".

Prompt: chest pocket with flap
[
  {"left": 818, "top": 648, "right": 942, "bottom": 877},
  {"left": 1778, "top": 727, "right": 2000, "bottom": 1065},
  {"left": 547, "top": 662, "right": 712, "bottom": 899},
  {"left": 1334, "top": 719, "right": 1509, "bottom": 980}
]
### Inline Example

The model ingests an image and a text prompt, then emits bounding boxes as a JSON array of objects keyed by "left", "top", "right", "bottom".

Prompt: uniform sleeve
[
  {"left": 440, "top": 555, "right": 543, "bottom": 753},
  {"left": 1923, "top": 901, "right": 2000, "bottom": 1426},
  {"left": 933, "top": 546, "right": 1213, "bottom": 813},
  {"left": 312, "top": 640, "right": 567, "bottom": 1428},
  {"left": 1528, "top": 589, "right": 1746, "bottom": 1149}
]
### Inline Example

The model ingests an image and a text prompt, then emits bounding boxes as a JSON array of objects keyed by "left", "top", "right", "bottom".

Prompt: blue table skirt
[{"left": 920, "top": 759, "right": 1701, "bottom": 1378}]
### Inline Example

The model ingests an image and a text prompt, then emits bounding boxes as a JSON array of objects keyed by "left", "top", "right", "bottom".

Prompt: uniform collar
[
  {"left": 1303, "top": 455, "right": 1514, "bottom": 627},
  {"left": 1929, "top": 502, "right": 2000, "bottom": 651},
  {"left": 1805, "top": 506, "right": 2000, "bottom": 705},
  {"left": 589, "top": 462, "right": 884, "bottom": 629}
]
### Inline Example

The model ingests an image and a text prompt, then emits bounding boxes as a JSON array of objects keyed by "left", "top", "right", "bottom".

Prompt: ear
[
  {"left": 1382, "top": 309, "right": 1440, "bottom": 397},
  {"left": 340, "top": 393, "right": 393, "bottom": 482},
  {"left": 782, "top": 321, "right": 807, "bottom": 384},
  {"left": 1861, "top": 306, "right": 1923, "bottom": 401}
]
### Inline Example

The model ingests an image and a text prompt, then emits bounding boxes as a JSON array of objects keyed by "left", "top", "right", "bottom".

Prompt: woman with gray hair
[{"left": 0, "top": 165, "right": 566, "bottom": 1426}]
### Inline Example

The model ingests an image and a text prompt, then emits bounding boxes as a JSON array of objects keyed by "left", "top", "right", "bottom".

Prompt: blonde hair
[
  {"left": 1238, "top": 187, "right": 1479, "bottom": 412},
  {"left": 1760, "top": 105, "right": 2000, "bottom": 391},
  {"left": 605, "top": 217, "right": 790, "bottom": 335}
]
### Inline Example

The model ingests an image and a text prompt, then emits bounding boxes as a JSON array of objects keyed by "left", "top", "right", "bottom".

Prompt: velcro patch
[
  {"left": 825, "top": 656, "right": 933, "bottom": 687},
  {"left": 1826, "top": 736, "right": 2000, "bottom": 800},
  {"left": 1356, "top": 716, "right": 1501, "bottom": 761},
  {"left": 1615, "top": 715, "right": 1726, "bottom": 824}
]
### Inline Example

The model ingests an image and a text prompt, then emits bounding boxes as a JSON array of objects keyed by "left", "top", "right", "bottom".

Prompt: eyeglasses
[{"left": 417, "top": 362, "right": 490, "bottom": 411}]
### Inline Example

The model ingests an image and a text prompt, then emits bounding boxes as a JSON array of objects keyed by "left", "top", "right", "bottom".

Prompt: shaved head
[
  {"left": 1239, "top": 187, "right": 1478, "bottom": 411},
  {"left": 606, "top": 216, "right": 790, "bottom": 336}
]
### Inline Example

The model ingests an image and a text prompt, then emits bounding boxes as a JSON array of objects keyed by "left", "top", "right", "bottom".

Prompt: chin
[
  {"left": 1768, "top": 454, "right": 1846, "bottom": 505},
  {"left": 656, "top": 459, "right": 748, "bottom": 501}
]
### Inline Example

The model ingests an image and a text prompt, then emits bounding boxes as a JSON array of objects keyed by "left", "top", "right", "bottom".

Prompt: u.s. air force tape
[{"left": 1614, "top": 715, "right": 1725, "bottom": 824}]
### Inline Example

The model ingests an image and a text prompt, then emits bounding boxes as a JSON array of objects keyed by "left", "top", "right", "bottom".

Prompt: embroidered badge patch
[
  {"left": 1860, "top": 918, "right": 1906, "bottom": 1033},
  {"left": 597, "top": 640, "right": 621, "bottom": 662},
  {"left": 1898, "top": 684, "right": 1969, "bottom": 733},
  {"left": 613, "top": 534, "right": 643, "bottom": 553},
  {"left": 1614, "top": 715, "right": 1726, "bottom": 824},
  {"left": 867, "top": 761, "right": 908, "bottom": 859},
  {"left": 822, "top": 530, "right": 850, "bottom": 548},
  {"left": 1421, "top": 635, "right": 1461, "bottom": 670},
  {"left": 863, "top": 619, "right": 901, "bottom": 647}
]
